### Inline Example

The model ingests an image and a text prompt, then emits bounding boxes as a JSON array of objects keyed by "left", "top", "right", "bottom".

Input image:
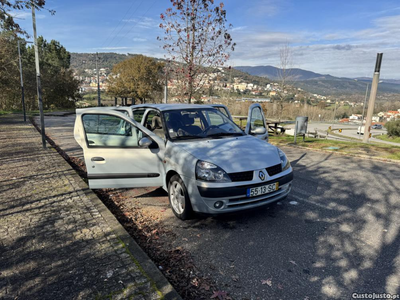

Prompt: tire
[{"left": 168, "top": 174, "right": 193, "bottom": 220}]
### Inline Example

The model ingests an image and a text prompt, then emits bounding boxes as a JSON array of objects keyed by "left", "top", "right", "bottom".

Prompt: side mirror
[
  {"left": 139, "top": 137, "right": 155, "bottom": 148},
  {"left": 251, "top": 127, "right": 267, "bottom": 135}
]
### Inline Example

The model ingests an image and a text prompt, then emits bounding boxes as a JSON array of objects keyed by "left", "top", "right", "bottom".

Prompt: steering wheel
[{"left": 203, "top": 125, "right": 219, "bottom": 134}]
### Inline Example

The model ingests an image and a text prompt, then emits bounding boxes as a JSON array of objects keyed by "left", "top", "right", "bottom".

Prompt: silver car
[{"left": 74, "top": 103, "right": 293, "bottom": 220}]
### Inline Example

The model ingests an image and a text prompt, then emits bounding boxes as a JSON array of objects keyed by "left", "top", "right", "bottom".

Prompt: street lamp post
[
  {"left": 363, "top": 53, "right": 383, "bottom": 143},
  {"left": 31, "top": 5, "right": 46, "bottom": 149},
  {"left": 96, "top": 52, "right": 101, "bottom": 106},
  {"left": 17, "top": 40, "right": 33, "bottom": 122},
  {"left": 361, "top": 83, "right": 369, "bottom": 124},
  {"left": 359, "top": 83, "right": 369, "bottom": 139},
  {"left": 332, "top": 101, "right": 338, "bottom": 128}
]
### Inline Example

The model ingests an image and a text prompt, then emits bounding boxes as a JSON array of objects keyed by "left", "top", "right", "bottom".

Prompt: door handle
[
  {"left": 91, "top": 157, "right": 105, "bottom": 162},
  {"left": 88, "top": 140, "right": 95, "bottom": 144}
]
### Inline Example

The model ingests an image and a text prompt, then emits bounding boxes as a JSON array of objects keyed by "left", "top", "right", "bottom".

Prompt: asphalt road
[
  {"left": 36, "top": 115, "right": 400, "bottom": 299},
  {"left": 285, "top": 122, "right": 400, "bottom": 146}
]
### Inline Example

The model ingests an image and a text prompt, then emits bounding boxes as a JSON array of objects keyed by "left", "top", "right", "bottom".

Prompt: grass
[
  {"left": 268, "top": 134, "right": 400, "bottom": 161},
  {"left": 375, "top": 134, "right": 400, "bottom": 144}
]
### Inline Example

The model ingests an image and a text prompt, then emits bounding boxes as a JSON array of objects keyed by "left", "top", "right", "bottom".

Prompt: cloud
[
  {"left": 228, "top": 12, "right": 400, "bottom": 78},
  {"left": 232, "top": 26, "right": 247, "bottom": 32},
  {"left": 323, "top": 33, "right": 342, "bottom": 41},
  {"left": 132, "top": 37, "right": 147, "bottom": 42},
  {"left": 95, "top": 47, "right": 130, "bottom": 50},
  {"left": 122, "top": 17, "right": 158, "bottom": 29},
  {"left": 331, "top": 44, "right": 353, "bottom": 51},
  {"left": 246, "top": 0, "right": 286, "bottom": 17},
  {"left": 10, "top": 11, "right": 46, "bottom": 20}
]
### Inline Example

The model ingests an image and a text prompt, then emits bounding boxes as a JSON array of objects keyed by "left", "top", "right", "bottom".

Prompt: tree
[
  {"left": 385, "top": 119, "right": 400, "bottom": 138},
  {"left": 107, "top": 55, "right": 164, "bottom": 103},
  {"left": 0, "top": 0, "right": 53, "bottom": 36},
  {"left": 275, "top": 43, "right": 294, "bottom": 121},
  {"left": 0, "top": 31, "right": 20, "bottom": 110},
  {"left": 0, "top": 34, "right": 79, "bottom": 110},
  {"left": 24, "top": 37, "right": 79, "bottom": 109},
  {"left": 158, "top": 0, "right": 235, "bottom": 103}
]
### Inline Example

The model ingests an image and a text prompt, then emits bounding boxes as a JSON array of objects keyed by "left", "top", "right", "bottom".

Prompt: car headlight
[
  {"left": 278, "top": 148, "right": 290, "bottom": 171},
  {"left": 195, "top": 160, "right": 231, "bottom": 182}
]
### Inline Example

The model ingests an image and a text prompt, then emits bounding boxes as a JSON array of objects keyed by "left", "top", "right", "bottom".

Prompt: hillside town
[{"left": 73, "top": 66, "right": 400, "bottom": 122}]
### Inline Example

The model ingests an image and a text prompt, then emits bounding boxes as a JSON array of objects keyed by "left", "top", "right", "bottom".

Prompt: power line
[
  {"left": 111, "top": 0, "right": 158, "bottom": 49},
  {"left": 105, "top": 0, "right": 146, "bottom": 49},
  {"left": 99, "top": 0, "right": 138, "bottom": 49}
]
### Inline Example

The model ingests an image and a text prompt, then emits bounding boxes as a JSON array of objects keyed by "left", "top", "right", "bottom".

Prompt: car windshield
[{"left": 163, "top": 108, "right": 244, "bottom": 140}]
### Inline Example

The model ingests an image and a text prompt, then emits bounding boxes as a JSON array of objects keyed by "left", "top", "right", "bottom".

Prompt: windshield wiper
[{"left": 173, "top": 135, "right": 201, "bottom": 140}]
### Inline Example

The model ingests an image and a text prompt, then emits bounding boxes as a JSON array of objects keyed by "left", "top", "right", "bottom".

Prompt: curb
[{"left": 29, "top": 119, "right": 182, "bottom": 300}]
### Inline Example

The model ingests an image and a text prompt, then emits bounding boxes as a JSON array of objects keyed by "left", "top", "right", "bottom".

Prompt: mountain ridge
[{"left": 235, "top": 65, "right": 400, "bottom": 96}]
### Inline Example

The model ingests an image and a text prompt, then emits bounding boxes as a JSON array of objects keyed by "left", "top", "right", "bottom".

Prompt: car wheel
[{"left": 168, "top": 174, "right": 193, "bottom": 220}]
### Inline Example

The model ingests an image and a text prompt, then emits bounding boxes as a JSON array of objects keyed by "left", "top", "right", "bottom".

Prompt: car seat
[
  {"left": 151, "top": 115, "right": 165, "bottom": 139},
  {"left": 182, "top": 114, "right": 202, "bottom": 135}
]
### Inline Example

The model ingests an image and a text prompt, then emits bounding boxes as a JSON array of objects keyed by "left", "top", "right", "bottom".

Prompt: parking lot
[{"left": 36, "top": 115, "right": 400, "bottom": 299}]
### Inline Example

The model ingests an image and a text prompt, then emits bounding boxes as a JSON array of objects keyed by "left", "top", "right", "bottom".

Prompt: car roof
[{"left": 129, "top": 103, "right": 215, "bottom": 111}]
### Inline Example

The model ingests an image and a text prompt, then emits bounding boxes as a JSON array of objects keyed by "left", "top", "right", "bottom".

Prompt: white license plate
[{"left": 247, "top": 183, "right": 279, "bottom": 197}]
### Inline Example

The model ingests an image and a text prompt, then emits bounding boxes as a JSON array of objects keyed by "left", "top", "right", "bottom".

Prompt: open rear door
[{"left": 245, "top": 103, "right": 268, "bottom": 141}]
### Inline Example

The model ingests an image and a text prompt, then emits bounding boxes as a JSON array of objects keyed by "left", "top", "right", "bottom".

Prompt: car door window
[
  {"left": 207, "top": 111, "right": 224, "bottom": 126},
  {"left": 132, "top": 109, "right": 146, "bottom": 123},
  {"left": 202, "top": 110, "right": 238, "bottom": 133},
  {"left": 249, "top": 106, "right": 266, "bottom": 133},
  {"left": 216, "top": 107, "right": 229, "bottom": 118},
  {"left": 82, "top": 114, "right": 145, "bottom": 147},
  {"left": 144, "top": 110, "right": 165, "bottom": 139}
]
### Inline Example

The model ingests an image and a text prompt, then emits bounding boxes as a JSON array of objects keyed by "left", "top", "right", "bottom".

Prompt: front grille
[
  {"left": 228, "top": 171, "right": 253, "bottom": 182},
  {"left": 266, "top": 164, "right": 282, "bottom": 176}
]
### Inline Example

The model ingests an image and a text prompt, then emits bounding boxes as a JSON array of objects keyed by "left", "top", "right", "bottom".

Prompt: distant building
[
  {"left": 239, "top": 98, "right": 271, "bottom": 103},
  {"left": 349, "top": 114, "right": 361, "bottom": 121}
]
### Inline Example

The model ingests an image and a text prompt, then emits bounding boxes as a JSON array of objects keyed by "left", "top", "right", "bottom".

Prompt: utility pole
[
  {"left": 359, "top": 83, "right": 369, "bottom": 139},
  {"left": 17, "top": 40, "right": 32, "bottom": 122},
  {"left": 164, "top": 72, "right": 168, "bottom": 104},
  {"left": 363, "top": 53, "right": 383, "bottom": 143},
  {"left": 96, "top": 52, "right": 101, "bottom": 106},
  {"left": 332, "top": 101, "right": 338, "bottom": 128},
  {"left": 361, "top": 83, "right": 369, "bottom": 124},
  {"left": 32, "top": 5, "right": 46, "bottom": 149},
  {"left": 164, "top": 62, "right": 169, "bottom": 103}
]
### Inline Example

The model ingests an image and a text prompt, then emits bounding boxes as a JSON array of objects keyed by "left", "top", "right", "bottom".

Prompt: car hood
[{"left": 174, "top": 135, "right": 280, "bottom": 173}]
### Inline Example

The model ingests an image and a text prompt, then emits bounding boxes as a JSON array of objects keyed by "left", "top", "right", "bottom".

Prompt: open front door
[
  {"left": 245, "top": 103, "right": 268, "bottom": 141},
  {"left": 74, "top": 109, "right": 165, "bottom": 189}
]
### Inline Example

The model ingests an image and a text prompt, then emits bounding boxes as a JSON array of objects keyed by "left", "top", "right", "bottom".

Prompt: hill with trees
[
  {"left": 70, "top": 53, "right": 138, "bottom": 73},
  {"left": 236, "top": 65, "right": 400, "bottom": 96}
]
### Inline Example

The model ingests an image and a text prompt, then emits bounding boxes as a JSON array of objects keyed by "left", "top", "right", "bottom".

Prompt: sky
[{"left": 11, "top": 0, "right": 400, "bottom": 79}]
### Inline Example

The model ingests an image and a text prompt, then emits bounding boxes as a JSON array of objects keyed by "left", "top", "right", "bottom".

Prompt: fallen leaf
[
  {"left": 289, "top": 260, "right": 297, "bottom": 266},
  {"left": 261, "top": 278, "right": 272, "bottom": 287},
  {"left": 211, "top": 290, "right": 229, "bottom": 299},
  {"left": 231, "top": 275, "right": 239, "bottom": 282}
]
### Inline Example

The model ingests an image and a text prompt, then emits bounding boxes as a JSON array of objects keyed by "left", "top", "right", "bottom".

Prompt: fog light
[{"left": 214, "top": 201, "right": 224, "bottom": 209}]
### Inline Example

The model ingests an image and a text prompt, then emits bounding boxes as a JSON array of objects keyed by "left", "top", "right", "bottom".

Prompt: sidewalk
[{"left": 0, "top": 115, "right": 181, "bottom": 300}]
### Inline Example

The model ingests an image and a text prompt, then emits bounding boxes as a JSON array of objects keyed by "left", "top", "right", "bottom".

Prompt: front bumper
[{"left": 184, "top": 171, "right": 293, "bottom": 214}]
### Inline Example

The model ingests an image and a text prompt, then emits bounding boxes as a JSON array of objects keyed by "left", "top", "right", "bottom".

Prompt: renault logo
[{"left": 259, "top": 171, "right": 265, "bottom": 181}]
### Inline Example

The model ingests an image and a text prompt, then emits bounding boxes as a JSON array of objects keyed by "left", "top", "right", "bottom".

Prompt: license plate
[{"left": 247, "top": 183, "right": 279, "bottom": 197}]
